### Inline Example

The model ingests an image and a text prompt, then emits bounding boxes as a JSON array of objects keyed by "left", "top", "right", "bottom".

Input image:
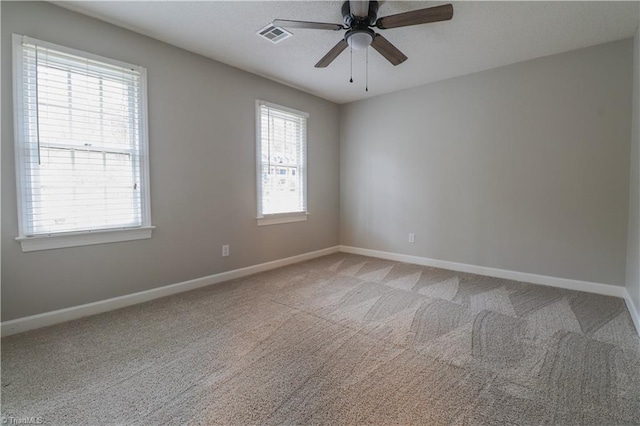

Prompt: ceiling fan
[{"left": 272, "top": 1, "right": 454, "bottom": 68}]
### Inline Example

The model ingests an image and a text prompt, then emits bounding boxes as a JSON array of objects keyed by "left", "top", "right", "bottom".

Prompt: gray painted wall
[
  {"left": 627, "top": 26, "right": 640, "bottom": 312},
  {"left": 1, "top": 2, "right": 341, "bottom": 321},
  {"left": 341, "top": 39, "right": 633, "bottom": 286}
]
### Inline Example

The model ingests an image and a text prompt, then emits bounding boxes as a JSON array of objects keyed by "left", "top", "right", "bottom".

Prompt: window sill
[
  {"left": 16, "top": 226, "right": 155, "bottom": 252},
  {"left": 257, "top": 212, "right": 308, "bottom": 226}
]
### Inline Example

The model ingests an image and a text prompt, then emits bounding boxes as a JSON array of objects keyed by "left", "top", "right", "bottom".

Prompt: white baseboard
[
  {"left": 624, "top": 292, "right": 640, "bottom": 336},
  {"left": 339, "top": 245, "right": 627, "bottom": 298},
  {"left": 1, "top": 246, "right": 340, "bottom": 337},
  {"left": 4, "top": 244, "right": 637, "bottom": 338}
]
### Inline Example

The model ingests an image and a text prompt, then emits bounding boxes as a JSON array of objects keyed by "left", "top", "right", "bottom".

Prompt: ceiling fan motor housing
[{"left": 342, "top": 1, "right": 379, "bottom": 27}]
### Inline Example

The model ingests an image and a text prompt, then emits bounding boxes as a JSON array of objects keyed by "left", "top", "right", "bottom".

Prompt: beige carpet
[{"left": 2, "top": 253, "right": 640, "bottom": 425}]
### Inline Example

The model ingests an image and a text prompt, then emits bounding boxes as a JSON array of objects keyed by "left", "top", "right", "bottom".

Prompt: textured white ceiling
[{"left": 55, "top": 1, "right": 640, "bottom": 104}]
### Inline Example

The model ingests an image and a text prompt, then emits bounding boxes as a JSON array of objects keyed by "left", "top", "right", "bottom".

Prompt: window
[
  {"left": 256, "top": 101, "right": 308, "bottom": 226},
  {"left": 12, "top": 35, "right": 153, "bottom": 251}
]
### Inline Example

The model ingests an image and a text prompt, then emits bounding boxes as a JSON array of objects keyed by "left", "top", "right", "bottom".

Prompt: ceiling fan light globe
[{"left": 347, "top": 32, "right": 373, "bottom": 50}]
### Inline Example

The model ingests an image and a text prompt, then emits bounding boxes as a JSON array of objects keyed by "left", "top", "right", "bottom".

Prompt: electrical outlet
[
  {"left": 408, "top": 233, "right": 415, "bottom": 243},
  {"left": 222, "top": 245, "right": 230, "bottom": 257}
]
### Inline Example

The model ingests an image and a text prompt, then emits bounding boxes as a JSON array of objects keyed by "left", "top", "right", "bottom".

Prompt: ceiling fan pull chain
[
  {"left": 365, "top": 48, "right": 369, "bottom": 92},
  {"left": 350, "top": 45, "right": 353, "bottom": 83}
]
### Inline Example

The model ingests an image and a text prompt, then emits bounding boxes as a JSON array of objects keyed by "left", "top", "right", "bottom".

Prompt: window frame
[
  {"left": 12, "top": 34, "right": 154, "bottom": 252},
  {"left": 255, "top": 100, "right": 309, "bottom": 226}
]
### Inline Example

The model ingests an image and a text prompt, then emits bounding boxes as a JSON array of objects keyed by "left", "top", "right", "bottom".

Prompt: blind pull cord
[
  {"left": 35, "top": 47, "right": 41, "bottom": 165},
  {"left": 267, "top": 107, "right": 271, "bottom": 174}
]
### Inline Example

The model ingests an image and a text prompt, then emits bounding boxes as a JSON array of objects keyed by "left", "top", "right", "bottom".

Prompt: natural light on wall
[
  {"left": 12, "top": 35, "right": 152, "bottom": 251},
  {"left": 256, "top": 101, "right": 308, "bottom": 226}
]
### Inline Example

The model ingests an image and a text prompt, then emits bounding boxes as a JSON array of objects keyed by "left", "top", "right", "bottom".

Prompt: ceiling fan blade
[
  {"left": 349, "top": 0, "right": 370, "bottom": 17},
  {"left": 272, "top": 19, "right": 344, "bottom": 31},
  {"left": 370, "top": 34, "right": 407, "bottom": 66},
  {"left": 376, "top": 4, "right": 453, "bottom": 29},
  {"left": 315, "top": 39, "right": 349, "bottom": 68}
]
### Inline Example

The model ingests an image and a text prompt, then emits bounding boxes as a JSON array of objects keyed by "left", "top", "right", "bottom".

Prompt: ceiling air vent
[{"left": 257, "top": 24, "right": 293, "bottom": 44}]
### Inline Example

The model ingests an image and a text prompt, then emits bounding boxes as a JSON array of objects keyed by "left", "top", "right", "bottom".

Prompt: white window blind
[
  {"left": 13, "top": 35, "right": 151, "bottom": 243},
  {"left": 256, "top": 101, "right": 308, "bottom": 218}
]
